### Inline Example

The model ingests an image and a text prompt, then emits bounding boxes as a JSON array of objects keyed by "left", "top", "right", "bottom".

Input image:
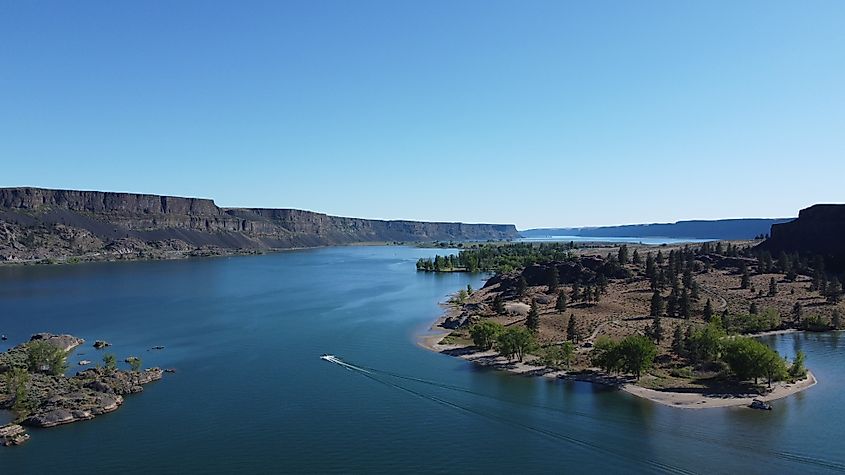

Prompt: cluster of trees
[
  {"left": 569, "top": 278, "right": 607, "bottom": 306},
  {"left": 25, "top": 340, "right": 68, "bottom": 376},
  {"left": 796, "top": 309, "right": 842, "bottom": 332},
  {"left": 721, "top": 338, "right": 803, "bottom": 387},
  {"left": 4, "top": 367, "right": 33, "bottom": 416},
  {"left": 725, "top": 307, "right": 782, "bottom": 334},
  {"left": 416, "top": 253, "right": 478, "bottom": 272},
  {"left": 469, "top": 321, "right": 536, "bottom": 362},
  {"left": 539, "top": 341, "right": 576, "bottom": 369},
  {"left": 648, "top": 269, "right": 700, "bottom": 321},
  {"left": 590, "top": 335, "right": 658, "bottom": 380},
  {"left": 418, "top": 243, "right": 578, "bottom": 274},
  {"left": 668, "top": 318, "right": 803, "bottom": 386},
  {"left": 749, "top": 251, "right": 844, "bottom": 304}
]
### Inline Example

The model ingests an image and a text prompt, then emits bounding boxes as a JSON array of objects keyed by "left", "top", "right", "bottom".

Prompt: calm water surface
[{"left": 0, "top": 246, "right": 843, "bottom": 474}]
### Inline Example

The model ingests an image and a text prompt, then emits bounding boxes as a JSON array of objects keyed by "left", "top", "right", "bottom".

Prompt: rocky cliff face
[
  {"left": 0, "top": 187, "right": 518, "bottom": 262},
  {"left": 761, "top": 204, "right": 845, "bottom": 269}
]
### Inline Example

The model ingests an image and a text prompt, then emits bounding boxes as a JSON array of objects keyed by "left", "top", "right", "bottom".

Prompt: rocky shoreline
[{"left": 0, "top": 333, "right": 165, "bottom": 446}]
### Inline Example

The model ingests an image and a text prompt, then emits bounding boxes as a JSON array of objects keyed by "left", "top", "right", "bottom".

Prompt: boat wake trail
[{"left": 320, "top": 354, "right": 371, "bottom": 374}]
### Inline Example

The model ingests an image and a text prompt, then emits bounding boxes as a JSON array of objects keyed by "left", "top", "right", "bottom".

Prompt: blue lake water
[{"left": 0, "top": 246, "right": 843, "bottom": 474}]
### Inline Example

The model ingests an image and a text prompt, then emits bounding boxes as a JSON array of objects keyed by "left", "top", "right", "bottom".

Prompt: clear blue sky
[{"left": 2, "top": 1, "right": 843, "bottom": 229}]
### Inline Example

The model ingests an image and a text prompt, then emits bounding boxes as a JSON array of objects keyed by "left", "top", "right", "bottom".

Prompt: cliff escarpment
[
  {"left": 0, "top": 187, "right": 518, "bottom": 262},
  {"left": 760, "top": 204, "right": 845, "bottom": 270}
]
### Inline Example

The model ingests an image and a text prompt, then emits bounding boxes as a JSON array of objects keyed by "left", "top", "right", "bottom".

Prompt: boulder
[
  {"left": 0, "top": 424, "right": 30, "bottom": 446},
  {"left": 93, "top": 340, "right": 111, "bottom": 349}
]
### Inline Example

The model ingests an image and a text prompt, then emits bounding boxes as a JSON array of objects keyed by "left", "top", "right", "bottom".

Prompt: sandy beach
[{"left": 621, "top": 371, "right": 816, "bottom": 409}]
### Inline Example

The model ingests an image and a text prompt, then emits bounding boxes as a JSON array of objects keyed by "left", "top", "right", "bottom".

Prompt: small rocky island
[{"left": 0, "top": 333, "right": 163, "bottom": 446}]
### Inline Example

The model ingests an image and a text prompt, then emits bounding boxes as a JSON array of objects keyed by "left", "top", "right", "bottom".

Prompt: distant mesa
[
  {"left": 0, "top": 187, "right": 519, "bottom": 263},
  {"left": 521, "top": 218, "right": 794, "bottom": 241}
]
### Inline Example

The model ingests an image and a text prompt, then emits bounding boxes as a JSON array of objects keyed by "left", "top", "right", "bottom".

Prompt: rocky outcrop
[
  {"left": 760, "top": 204, "right": 845, "bottom": 270},
  {"left": 0, "top": 335, "right": 165, "bottom": 443},
  {"left": 0, "top": 187, "right": 519, "bottom": 262},
  {"left": 29, "top": 333, "right": 85, "bottom": 353},
  {"left": 0, "top": 424, "right": 29, "bottom": 446}
]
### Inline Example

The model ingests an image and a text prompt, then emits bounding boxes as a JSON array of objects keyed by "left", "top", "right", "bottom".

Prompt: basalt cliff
[
  {"left": 760, "top": 204, "right": 845, "bottom": 270},
  {"left": 0, "top": 187, "right": 518, "bottom": 263}
]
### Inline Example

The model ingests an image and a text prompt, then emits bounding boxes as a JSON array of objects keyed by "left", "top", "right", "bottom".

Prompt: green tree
[
  {"left": 648, "top": 314, "right": 664, "bottom": 343},
  {"left": 749, "top": 302, "right": 759, "bottom": 315},
  {"left": 5, "top": 366, "right": 32, "bottom": 417},
  {"left": 762, "top": 350, "right": 788, "bottom": 387},
  {"left": 542, "top": 341, "right": 575, "bottom": 369},
  {"left": 567, "top": 314, "right": 579, "bottom": 342},
  {"left": 792, "top": 302, "right": 803, "bottom": 325},
  {"left": 649, "top": 290, "right": 663, "bottom": 317},
  {"left": 703, "top": 298, "right": 714, "bottom": 322},
  {"left": 469, "top": 321, "right": 504, "bottom": 350},
  {"left": 687, "top": 321, "right": 725, "bottom": 363},
  {"left": 456, "top": 289, "right": 469, "bottom": 304},
  {"left": 671, "top": 325, "right": 686, "bottom": 356},
  {"left": 555, "top": 290, "right": 568, "bottom": 311},
  {"left": 583, "top": 285, "right": 593, "bottom": 304},
  {"left": 128, "top": 357, "right": 142, "bottom": 372},
  {"left": 619, "top": 335, "right": 658, "bottom": 380},
  {"left": 740, "top": 264, "right": 751, "bottom": 289},
  {"left": 496, "top": 327, "right": 536, "bottom": 362},
  {"left": 768, "top": 277, "right": 778, "bottom": 297},
  {"left": 679, "top": 288, "right": 691, "bottom": 319},
  {"left": 570, "top": 281, "right": 581, "bottom": 302},
  {"left": 492, "top": 294, "right": 506, "bottom": 314},
  {"left": 591, "top": 337, "right": 622, "bottom": 374},
  {"left": 467, "top": 284, "right": 473, "bottom": 295},
  {"left": 547, "top": 266, "right": 559, "bottom": 293},
  {"left": 526, "top": 300, "right": 540, "bottom": 332},
  {"left": 103, "top": 353, "right": 117, "bottom": 373},
  {"left": 667, "top": 290, "right": 678, "bottom": 317},
  {"left": 632, "top": 249, "right": 641, "bottom": 265},
  {"left": 788, "top": 350, "right": 807, "bottom": 379},
  {"left": 517, "top": 276, "right": 528, "bottom": 297},
  {"left": 26, "top": 341, "right": 68, "bottom": 376},
  {"left": 618, "top": 245, "right": 629, "bottom": 265},
  {"left": 833, "top": 309, "right": 842, "bottom": 330},
  {"left": 645, "top": 252, "right": 656, "bottom": 278},
  {"left": 722, "top": 337, "right": 769, "bottom": 383}
]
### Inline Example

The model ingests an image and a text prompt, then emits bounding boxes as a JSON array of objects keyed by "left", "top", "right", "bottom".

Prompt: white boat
[{"left": 320, "top": 354, "right": 334, "bottom": 361}]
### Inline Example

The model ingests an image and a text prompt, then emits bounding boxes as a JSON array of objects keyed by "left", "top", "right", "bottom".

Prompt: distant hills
[
  {"left": 0, "top": 187, "right": 518, "bottom": 263},
  {"left": 521, "top": 218, "right": 794, "bottom": 241}
]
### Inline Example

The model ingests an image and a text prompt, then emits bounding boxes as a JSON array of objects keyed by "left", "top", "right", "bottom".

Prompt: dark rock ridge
[
  {"left": 0, "top": 187, "right": 518, "bottom": 262},
  {"left": 522, "top": 218, "right": 793, "bottom": 240},
  {"left": 760, "top": 204, "right": 845, "bottom": 270}
]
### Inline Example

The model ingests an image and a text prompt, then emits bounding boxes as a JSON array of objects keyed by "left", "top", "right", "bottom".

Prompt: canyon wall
[{"left": 0, "top": 187, "right": 518, "bottom": 261}]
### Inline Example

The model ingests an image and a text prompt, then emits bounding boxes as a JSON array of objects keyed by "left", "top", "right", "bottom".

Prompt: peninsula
[{"left": 419, "top": 213, "right": 842, "bottom": 408}]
